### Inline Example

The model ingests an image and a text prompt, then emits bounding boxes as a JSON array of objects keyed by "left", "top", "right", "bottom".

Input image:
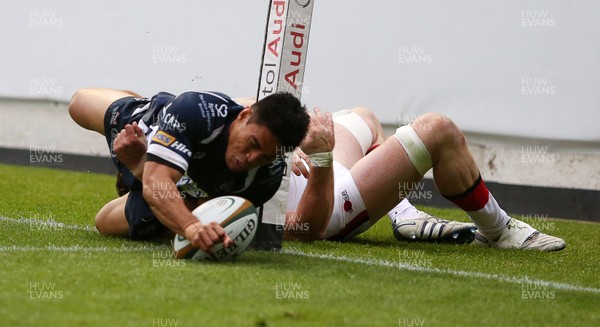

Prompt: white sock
[
  {"left": 466, "top": 193, "right": 510, "bottom": 239},
  {"left": 388, "top": 199, "right": 422, "bottom": 221}
]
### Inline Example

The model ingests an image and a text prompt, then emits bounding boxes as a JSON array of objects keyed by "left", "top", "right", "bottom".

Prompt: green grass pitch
[{"left": 0, "top": 163, "right": 598, "bottom": 327}]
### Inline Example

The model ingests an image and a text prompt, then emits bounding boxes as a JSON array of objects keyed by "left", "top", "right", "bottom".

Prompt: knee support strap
[
  {"left": 394, "top": 124, "right": 433, "bottom": 175},
  {"left": 332, "top": 109, "right": 372, "bottom": 155}
]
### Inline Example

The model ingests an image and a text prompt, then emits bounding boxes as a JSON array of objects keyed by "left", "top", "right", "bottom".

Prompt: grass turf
[{"left": 0, "top": 163, "right": 598, "bottom": 327}]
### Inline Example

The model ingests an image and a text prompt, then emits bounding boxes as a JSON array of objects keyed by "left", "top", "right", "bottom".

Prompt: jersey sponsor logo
[
  {"left": 215, "top": 103, "right": 227, "bottom": 117},
  {"left": 341, "top": 190, "right": 353, "bottom": 213},
  {"left": 152, "top": 131, "right": 176, "bottom": 146},
  {"left": 208, "top": 102, "right": 228, "bottom": 118},
  {"left": 170, "top": 141, "right": 192, "bottom": 157},
  {"left": 162, "top": 113, "right": 186, "bottom": 133}
]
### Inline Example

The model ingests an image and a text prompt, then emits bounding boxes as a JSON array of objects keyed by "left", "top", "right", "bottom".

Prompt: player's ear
[{"left": 238, "top": 106, "right": 253, "bottom": 122}]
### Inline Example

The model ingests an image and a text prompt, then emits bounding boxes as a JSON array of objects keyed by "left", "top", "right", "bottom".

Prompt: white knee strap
[
  {"left": 394, "top": 124, "right": 432, "bottom": 175},
  {"left": 332, "top": 109, "right": 372, "bottom": 155}
]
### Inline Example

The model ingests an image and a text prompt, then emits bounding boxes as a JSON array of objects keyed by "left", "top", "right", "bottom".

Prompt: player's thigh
[
  {"left": 349, "top": 136, "right": 421, "bottom": 219},
  {"left": 69, "top": 88, "right": 138, "bottom": 134},
  {"left": 332, "top": 124, "right": 364, "bottom": 170},
  {"left": 348, "top": 107, "right": 385, "bottom": 144},
  {"left": 331, "top": 109, "right": 373, "bottom": 169}
]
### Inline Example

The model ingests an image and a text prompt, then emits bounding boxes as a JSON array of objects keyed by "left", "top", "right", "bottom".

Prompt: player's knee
[
  {"left": 68, "top": 88, "right": 91, "bottom": 123},
  {"left": 94, "top": 211, "right": 110, "bottom": 236},
  {"left": 94, "top": 201, "right": 126, "bottom": 237},
  {"left": 417, "top": 113, "right": 466, "bottom": 148}
]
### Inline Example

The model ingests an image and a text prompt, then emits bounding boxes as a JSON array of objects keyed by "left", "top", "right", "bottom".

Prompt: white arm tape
[{"left": 309, "top": 151, "right": 333, "bottom": 168}]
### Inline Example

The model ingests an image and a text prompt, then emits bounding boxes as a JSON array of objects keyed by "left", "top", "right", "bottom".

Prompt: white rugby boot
[{"left": 474, "top": 217, "right": 566, "bottom": 251}]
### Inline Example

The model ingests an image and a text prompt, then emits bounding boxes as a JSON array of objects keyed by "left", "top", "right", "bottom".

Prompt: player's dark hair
[{"left": 248, "top": 92, "right": 309, "bottom": 147}]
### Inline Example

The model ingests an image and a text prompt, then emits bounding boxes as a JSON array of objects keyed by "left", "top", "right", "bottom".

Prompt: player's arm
[
  {"left": 284, "top": 108, "right": 335, "bottom": 241},
  {"left": 285, "top": 154, "right": 334, "bottom": 241},
  {"left": 142, "top": 161, "right": 232, "bottom": 251}
]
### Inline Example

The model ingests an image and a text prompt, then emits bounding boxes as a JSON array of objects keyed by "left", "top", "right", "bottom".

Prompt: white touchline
[
  {"left": 283, "top": 248, "right": 600, "bottom": 295},
  {"left": 2, "top": 215, "right": 598, "bottom": 295}
]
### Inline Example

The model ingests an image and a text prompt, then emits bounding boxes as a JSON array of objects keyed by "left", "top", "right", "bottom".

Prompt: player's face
[{"left": 226, "top": 109, "right": 279, "bottom": 172}]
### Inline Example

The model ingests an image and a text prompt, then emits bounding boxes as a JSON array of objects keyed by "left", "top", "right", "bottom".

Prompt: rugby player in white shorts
[
  {"left": 284, "top": 107, "right": 566, "bottom": 251},
  {"left": 285, "top": 107, "right": 476, "bottom": 243}
]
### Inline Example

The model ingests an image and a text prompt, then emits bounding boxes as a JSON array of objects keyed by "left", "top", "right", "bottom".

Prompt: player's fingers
[
  {"left": 219, "top": 234, "right": 233, "bottom": 248},
  {"left": 114, "top": 130, "right": 126, "bottom": 148},
  {"left": 312, "top": 107, "right": 323, "bottom": 125},
  {"left": 223, "top": 235, "right": 234, "bottom": 248},
  {"left": 211, "top": 222, "right": 233, "bottom": 248},
  {"left": 210, "top": 222, "right": 227, "bottom": 238},
  {"left": 325, "top": 112, "right": 333, "bottom": 127},
  {"left": 297, "top": 154, "right": 311, "bottom": 178},
  {"left": 198, "top": 230, "right": 215, "bottom": 252},
  {"left": 292, "top": 160, "right": 309, "bottom": 178},
  {"left": 124, "top": 124, "right": 136, "bottom": 137},
  {"left": 132, "top": 122, "right": 144, "bottom": 136},
  {"left": 204, "top": 223, "right": 221, "bottom": 243},
  {"left": 117, "top": 128, "right": 126, "bottom": 139},
  {"left": 291, "top": 164, "right": 302, "bottom": 176},
  {"left": 299, "top": 150, "right": 312, "bottom": 168},
  {"left": 296, "top": 147, "right": 307, "bottom": 157},
  {"left": 313, "top": 107, "right": 322, "bottom": 117},
  {"left": 300, "top": 165, "right": 310, "bottom": 178},
  {"left": 314, "top": 107, "right": 330, "bottom": 125},
  {"left": 190, "top": 233, "right": 209, "bottom": 252}
]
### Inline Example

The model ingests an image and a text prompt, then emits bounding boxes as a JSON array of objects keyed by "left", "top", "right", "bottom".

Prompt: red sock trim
[
  {"left": 443, "top": 175, "right": 490, "bottom": 211},
  {"left": 366, "top": 144, "right": 381, "bottom": 155}
]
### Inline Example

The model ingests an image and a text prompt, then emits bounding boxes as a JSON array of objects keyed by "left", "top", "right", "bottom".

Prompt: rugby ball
[{"left": 172, "top": 196, "right": 258, "bottom": 261}]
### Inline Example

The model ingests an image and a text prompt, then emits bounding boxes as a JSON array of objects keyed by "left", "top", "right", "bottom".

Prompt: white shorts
[
  {"left": 287, "top": 161, "right": 372, "bottom": 241},
  {"left": 332, "top": 109, "right": 372, "bottom": 155}
]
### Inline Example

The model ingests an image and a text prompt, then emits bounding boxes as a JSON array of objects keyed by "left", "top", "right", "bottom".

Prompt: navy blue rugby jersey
[{"left": 141, "top": 91, "right": 285, "bottom": 207}]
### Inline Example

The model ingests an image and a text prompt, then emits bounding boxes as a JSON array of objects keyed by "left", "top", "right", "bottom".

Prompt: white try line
[
  {"left": 0, "top": 215, "right": 169, "bottom": 253},
  {"left": 0, "top": 244, "right": 169, "bottom": 253},
  {"left": 283, "top": 248, "right": 600, "bottom": 295},
  {"left": 0, "top": 215, "right": 96, "bottom": 232},
  {"left": 2, "top": 215, "right": 598, "bottom": 295}
]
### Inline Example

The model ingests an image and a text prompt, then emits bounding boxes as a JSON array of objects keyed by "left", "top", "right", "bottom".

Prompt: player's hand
[
  {"left": 291, "top": 147, "right": 311, "bottom": 178},
  {"left": 183, "top": 221, "right": 234, "bottom": 252},
  {"left": 114, "top": 122, "right": 147, "bottom": 171},
  {"left": 299, "top": 107, "right": 335, "bottom": 155}
]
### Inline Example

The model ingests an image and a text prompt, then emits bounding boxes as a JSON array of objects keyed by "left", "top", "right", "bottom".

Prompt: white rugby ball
[{"left": 172, "top": 196, "right": 258, "bottom": 261}]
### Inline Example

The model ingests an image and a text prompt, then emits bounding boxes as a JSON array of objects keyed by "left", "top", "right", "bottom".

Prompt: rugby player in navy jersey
[{"left": 69, "top": 88, "right": 309, "bottom": 252}]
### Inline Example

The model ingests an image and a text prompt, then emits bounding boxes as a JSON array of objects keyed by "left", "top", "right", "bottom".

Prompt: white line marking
[
  {"left": 0, "top": 245, "right": 169, "bottom": 253},
  {"left": 2, "top": 216, "right": 598, "bottom": 295},
  {"left": 283, "top": 248, "right": 600, "bottom": 295},
  {"left": 0, "top": 215, "right": 96, "bottom": 232}
]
